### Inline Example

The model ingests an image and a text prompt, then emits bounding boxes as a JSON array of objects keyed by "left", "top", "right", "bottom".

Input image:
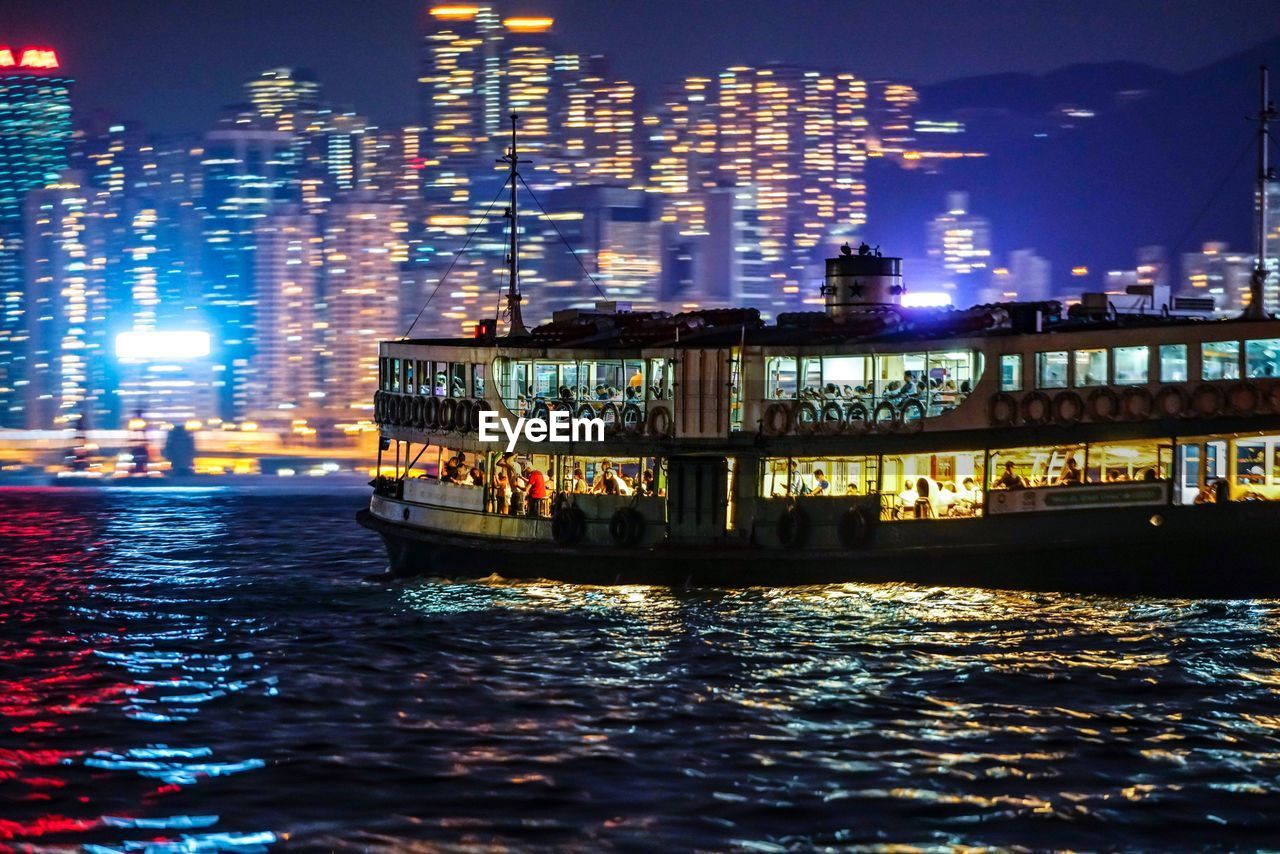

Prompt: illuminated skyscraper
[
  {"left": 202, "top": 106, "right": 301, "bottom": 418},
  {"left": 323, "top": 200, "right": 408, "bottom": 428},
  {"left": 926, "top": 191, "right": 993, "bottom": 300},
  {"left": 245, "top": 67, "right": 321, "bottom": 134},
  {"left": 868, "top": 80, "right": 918, "bottom": 165},
  {"left": 0, "top": 46, "right": 73, "bottom": 426},
  {"left": 22, "top": 171, "right": 111, "bottom": 428},
  {"left": 248, "top": 208, "right": 325, "bottom": 426},
  {"left": 1182, "top": 241, "right": 1256, "bottom": 310}
]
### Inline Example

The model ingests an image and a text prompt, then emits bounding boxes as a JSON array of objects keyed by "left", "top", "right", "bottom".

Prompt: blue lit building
[{"left": 0, "top": 47, "right": 73, "bottom": 427}]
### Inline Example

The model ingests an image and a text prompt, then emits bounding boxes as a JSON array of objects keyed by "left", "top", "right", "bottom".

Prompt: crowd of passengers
[
  {"left": 425, "top": 451, "right": 661, "bottom": 518},
  {"left": 992, "top": 458, "right": 1164, "bottom": 489},
  {"left": 773, "top": 461, "right": 983, "bottom": 519}
]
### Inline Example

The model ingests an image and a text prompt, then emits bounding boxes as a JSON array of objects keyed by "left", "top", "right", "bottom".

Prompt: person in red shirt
[{"left": 524, "top": 462, "right": 549, "bottom": 517}]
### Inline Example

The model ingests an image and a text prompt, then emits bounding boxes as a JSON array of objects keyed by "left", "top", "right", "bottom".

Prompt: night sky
[{"left": 5, "top": 0, "right": 1280, "bottom": 133}]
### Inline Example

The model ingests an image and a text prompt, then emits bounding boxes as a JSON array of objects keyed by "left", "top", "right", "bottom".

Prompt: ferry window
[
  {"left": 800, "top": 358, "right": 823, "bottom": 397},
  {"left": 881, "top": 451, "right": 984, "bottom": 520},
  {"left": 1235, "top": 440, "right": 1266, "bottom": 488},
  {"left": 1087, "top": 440, "right": 1172, "bottom": 484},
  {"left": 1073, "top": 349, "right": 1107, "bottom": 387},
  {"left": 767, "top": 356, "right": 797, "bottom": 399},
  {"left": 378, "top": 358, "right": 388, "bottom": 391},
  {"left": 876, "top": 352, "right": 927, "bottom": 401},
  {"left": 1000, "top": 354, "right": 1022, "bottom": 391},
  {"left": 762, "top": 456, "right": 878, "bottom": 498},
  {"left": 390, "top": 358, "right": 402, "bottom": 391},
  {"left": 559, "top": 363, "right": 580, "bottom": 399},
  {"left": 1246, "top": 338, "right": 1280, "bottom": 378},
  {"left": 416, "top": 360, "right": 430, "bottom": 395},
  {"left": 472, "top": 363, "right": 486, "bottom": 398},
  {"left": 624, "top": 360, "right": 645, "bottom": 404},
  {"left": 404, "top": 360, "right": 415, "bottom": 393},
  {"left": 926, "top": 351, "right": 974, "bottom": 413},
  {"left": 1201, "top": 340, "right": 1240, "bottom": 381},
  {"left": 990, "top": 445, "right": 1085, "bottom": 489},
  {"left": 822, "top": 356, "right": 871, "bottom": 399},
  {"left": 1159, "top": 345, "right": 1187, "bottom": 382},
  {"left": 648, "top": 358, "right": 671, "bottom": 399},
  {"left": 449, "top": 363, "right": 467, "bottom": 397},
  {"left": 1035, "top": 351, "right": 1067, "bottom": 389},
  {"left": 1113, "top": 346, "right": 1149, "bottom": 385},
  {"left": 432, "top": 361, "right": 448, "bottom": 396},
  {"left": 533, "top": 362, "right": 558, "bottom": 399}
]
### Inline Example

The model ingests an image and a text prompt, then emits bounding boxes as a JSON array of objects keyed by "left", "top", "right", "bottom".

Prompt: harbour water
[{"left": 3, "top": 488, "right": 1280, "bottom": 849}]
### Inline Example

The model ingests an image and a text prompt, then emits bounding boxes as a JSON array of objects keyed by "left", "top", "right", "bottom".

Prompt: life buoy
[
  {"left": 1226, "top": 381, "right": 1260, "bottom": 416},
  {"left": 412, "top": 395, "right": 426, "bottom": 429},
  {"left": 455, "top": 398, "right": 474, "bottom": 433},
  {"left": 1120, "top": 387, "right": 1154, "bottom": 421},
  {"left": 551, "top": 505, "right": 585, "bottom": 546},
  {"left": 374, "top": 390, "right": 385, "bottom": 423},
  {"left": 844, "top": 402, "right": 869, "bottom": 433},
  {"left": 762, "top": 402, "right": 791, "bottom": 436},
  {"left": 899, "top": 399, "right": 925, "bottom": 433},
  {"left": 1087, "top": 387, "right": 1120, "bottom": 422},
  {"left": 793, "top": 401, "right": 820, "bottom": 434},
  {"left": 819, "top": 401, "right": 845, "bottom": 434},
  {"left": 1191, "top": 384, "right": 1223, "bottom": 418},
  {"left": 1052, "top": 391, "right": 1084, "bottom": 425},
  {"left": 988, "top": 392, "right": 1017, "bottom": 426},
  {"left": 470, "top": 399, "right": 489, "bottom": 432},
  {"left": 873, "top": 400, "right": 899, "bottom": 433},
  {"left": 836, "top": 506, "right": 872, "bottom": 549},
  {"left": 608, "top": 507, "right": 645, "bottom": 547},
  {"left": 424, "top": 396, "right": 441, "bottom": 430},
  {"left": 575, "top": 402, "right": 595, "bottom": 420},
  {"left": 1020, "top": 390, "right": 1051, "bottom": 425},
  {"left": 440, "top": 397, "right": 459, "bottom": 432},
  {"left": 1154, "top": 385, "right": 1188, "bottom": 419},
  {"left": 392, "top": 394, "right": 406, "bottom": 426},
  {"left": 600, "top": 402, "right": 622, "bottom": 436},
  {"left": 646, "top": 403, "right": 673, "bottom": 437},
  {"left": 621, "top": 403, "right": 644, "bottom": 435},
  {"left": 775, "top": 505, "right": 808, "bottom": 548}
]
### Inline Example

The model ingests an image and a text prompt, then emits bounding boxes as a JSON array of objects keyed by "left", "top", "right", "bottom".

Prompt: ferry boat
[{"left": 358, "top": 86, "right": 1280, "bottom": 597}]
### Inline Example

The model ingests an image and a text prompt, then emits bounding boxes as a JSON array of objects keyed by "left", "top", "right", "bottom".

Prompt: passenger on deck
[
  {"left": 442, "top": 454, "right": 463, "bottom": 484},
  {"left": 571, "top": 468, "right": 589, "bottom": 493},
  {"left": 1058, "top": 457, "right": 1083, "bottom": 486},
  {"left": 469, "top": 465, "right": 485, "bottom": 487},
  {"left": 995, "top": 461, "right": 1025, "bottom": 490},
  {"left": 811, "top": 468, "right": 831, "bottom": 496},
  {"left": 937, "top": 481, "right": 958, "bottom": 515},
  {"left": 525, "top": 463, "right": 549, "bottom": 517},
  {"left": 897, "top": 480, "right": 919, "bottom": 516},
  {"left": 913, "top": 477, "right": 934, "bottom": 518},
  {"left": 958, "top": 477, "right": 981, "bottom": 510},
  {"left": 846, "top": 481, "right": 859, "bottom": 495},
  {"left": 592, "top": 460, "right": 617, "bottom": 494},
  {"left": 492, "top": 470, "right": 510, "bottom": 514},
  {"left": 640, "top": 469, "right": 656, "bottom": 496}
]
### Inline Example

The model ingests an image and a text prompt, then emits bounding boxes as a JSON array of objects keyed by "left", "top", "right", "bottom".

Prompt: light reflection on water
[{"left": 3, "top": 488, "right": 1280, "bottom": 848}]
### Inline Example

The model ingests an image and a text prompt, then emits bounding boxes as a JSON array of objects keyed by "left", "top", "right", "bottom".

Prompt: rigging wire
[
  {"left": 1164, "top": 134, "right": 1256, "bottom": 260},
  {"left": 517, "top": 173, "right": 611, "bottom": 302},
  {"left": 400, "top": 176, "right": 511, "bottom": 339}
]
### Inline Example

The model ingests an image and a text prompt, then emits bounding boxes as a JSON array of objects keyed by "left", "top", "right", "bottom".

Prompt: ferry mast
[
  {"left": 1246, "top": 65, "right": 1277, "bottom": 320},
  {"left": 500, "top": 114, "right": 530, "bottom": 338}
]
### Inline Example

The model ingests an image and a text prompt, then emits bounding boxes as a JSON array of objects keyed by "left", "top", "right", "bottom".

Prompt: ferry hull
[{"left": 357, "top": 503, "right": 1280, "bottom": 598}]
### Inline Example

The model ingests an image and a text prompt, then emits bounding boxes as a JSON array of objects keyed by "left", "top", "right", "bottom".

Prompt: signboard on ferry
[{"left": 988, "top": 482, "right": 1168, "bottom": 514}]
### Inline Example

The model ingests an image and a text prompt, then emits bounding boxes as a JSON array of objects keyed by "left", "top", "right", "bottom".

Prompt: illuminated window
[
  {"left": 1245, "top": 338, "right": 1280, "bottom": 379},
  {"left": 1159, "top": 344, "right": 1187, "bottom": 382},
  {"left": 766, "top": 356, "right": 797, "bottom": 398},
  {"left": 472, "top": 363, "right": 486, "bottom": 398},
  {"left": 1036, "top": 351, "right": 1067, "bottom": 389},
  {"left": 1074, "top": 349, "right": 1107, "bottom": 387},
  {"left": 1201, "top": 341, "right": 1240, "bottom": 381},
  {"left": 1000, "top": 354, "right": 1022, "bottom": 391},
  {"left": 1113, "top": 346, "right": 1149, "bottom": 385}
]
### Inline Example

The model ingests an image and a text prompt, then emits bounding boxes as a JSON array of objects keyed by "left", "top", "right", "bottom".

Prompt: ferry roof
[{"left": 396, "top": 299, "right": 1241, "bottom": 352}]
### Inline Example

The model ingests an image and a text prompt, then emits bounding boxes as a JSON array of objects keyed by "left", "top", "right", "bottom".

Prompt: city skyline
[{"left": 2, "top": 2, "right": 1279, "bottom": 438}]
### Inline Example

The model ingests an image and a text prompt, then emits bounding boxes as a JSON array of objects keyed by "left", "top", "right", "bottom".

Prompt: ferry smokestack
[{"left": 823, "top": 242, "right": 904, "bottom": 317}]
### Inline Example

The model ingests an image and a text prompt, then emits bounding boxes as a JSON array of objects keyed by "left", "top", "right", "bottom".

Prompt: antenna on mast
[
  {"left": 1244, "top": 65, "right": 1277, "bottom": 320},
  {"left": 499, "top": 114, "right": 530, "bottom": 338}
]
